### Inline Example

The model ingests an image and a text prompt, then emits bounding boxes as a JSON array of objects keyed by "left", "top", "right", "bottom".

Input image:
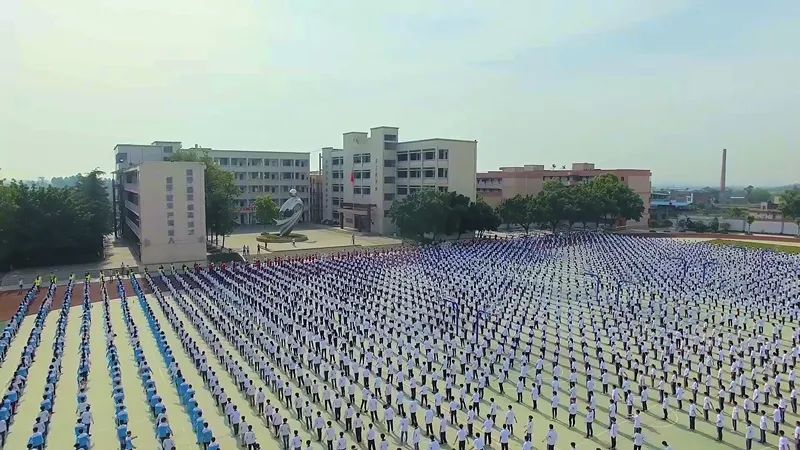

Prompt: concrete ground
[
  {"left": 0, "top": 238, "right": 137, "bottom": 289},
  {"left": 224, "top": 224, "right": 402, "bottom": 255}
]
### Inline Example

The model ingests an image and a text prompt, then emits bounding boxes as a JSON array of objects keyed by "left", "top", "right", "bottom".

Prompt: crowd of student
[{"left": 3, "top": 232, "right": 799, "bottom": 450}]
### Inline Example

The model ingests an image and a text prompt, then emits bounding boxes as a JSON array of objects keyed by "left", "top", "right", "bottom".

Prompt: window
[
  {"left": 167, "top": 211, "right": 174, "bottom": 218},
  {"left": 362, "top": 154, "right": 371, "bottom": 163},
  {"left": 185, "top": 169, "right": 193, "bottom": 176},
  {"left": 362, "top": 170, "right": 371, "bottom": 179},
  {"left": 166, "top": 176, "right": 173, "bottom": 184},
  {"left": 353, "top": 186, "right": 361, "bottom": 195},
  {"left": 166, "top": 202, "right": 173, "bottom": 209},
  {"left": 187, "top": 204, "right": 194, "bottom": 211},
  {"left": 438, "top": 149, "right": 449, "bottom": 159},
  {"left": 362, "top": 186, "right": 371, "bottom": 195},
  {"left": 167, "top": 229, "right": 175, "bottom": 237},
  {"left": 188, "top": 221, "right": 194, "bottom": 228},
  {"left": 186, "top": 186, "right": 193, "bottom": 193},
  {"left": 409, "top": 186, "right": 420, "bottom": 194},
  {"left": 188, "top": 229, "right": 194, "bottom": 236},
  {"left": 332, "top": 157, "right": 343, "bottom": 166},
  {"left": 187, "top": 212, "right": 194, "bottom": 219},
  {"left": 424, "top": 150, "right": 435, "bottom": 160},
  {"left": 397, "top": 152, "right": 408, "bottom": 161},
  {"left": 384, "top": 193, "right": 395, "bottom": 201},
  {"left": 166, "top": 194, "right": 173, "bottom": 202},
  {"left": 187, "top": 194, "right": 194, "bottom": 202},
  {"left": 438, "top": 168, "right": 448, "bottom": 178},
  {"left": 116, "top": 152, "right": 128, "bottom": 163},
  {"left": 384, "top": 176, "right": 395, "bottom": 184},
  {"left": 409, "top": 169, "right": 421, "bottom": 178},
  {"left": 295, "top": 159, "right": 305, "bottom": 167},
  {"left": 438, "top": 186, "right": 448, "bottom": 192},
  {"left": 281, "top": 172, "right": 294, "bottom": 180},
  {"left": 187, "top": 176, "right": 193, "bottom": 184},
  {"left": 384, "top": 134, "right": 397, "bottom": 141},
  {"left": 167, "top": 219, "right": 174, "bottom": 227},
  {"left": 332, "top": 197, "right": 341, "bottom": 206},
  {"left": 397, "top": 186, "right": 408, "bottom": 195},
  {"left": 423, "top": 169, "right": 435, "bottom": 178},
  {"left": 384, "top": 142, "right": 397, "bottom": 150},
  {"left": 163, "top": 146, "right": 173, "bottom": 153},
  {"left": 384, "top": 159, "right": 395, "bottom": 167},
  {"left": 409, "top": 151, "right": 421, "bottom": 161},
  {"left": 397, "top": 170, "right": 407, "bottom": 179},
  {"left": 332, "top": 171, "right": 342, "bottom": 179},
  {"left": 353, "top": 154, "right": 361, "bottom": 164},
  {"left": 282, "top": 159, "right": 293, "bottom": 167}
]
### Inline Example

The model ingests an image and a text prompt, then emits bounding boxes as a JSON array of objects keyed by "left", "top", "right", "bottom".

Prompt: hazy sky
[{"left": 2, "top": 1, "right": 798, "bottom": 186}]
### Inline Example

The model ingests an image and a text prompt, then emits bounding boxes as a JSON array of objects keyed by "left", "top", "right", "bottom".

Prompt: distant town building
[
  {"left": 320, "top": 126, "right": 477, "bottom": 234},
  {"left": 114, "top": 141, "right": 310, "bottom": 225},
  {"left": 477, "top": 163, "right": 652, "bottom": 227},
  {"left": 117, "top": 161, "right": 207, "bottom": 265}
]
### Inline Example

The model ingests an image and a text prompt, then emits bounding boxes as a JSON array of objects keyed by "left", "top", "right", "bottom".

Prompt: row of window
[
  {"left": 353, "top": 153, "right": 371, "bottom": 164},
  {"left": 396, "top": 185, "right": 447, "bottom": 195},
  {"left": 214, "top": 158, "right": 306, "bottom": 167},
  {"left": 397, "top": 149, "right": 448, "bottom": 161},
  {"left": 248, "top": 185, "right": 308, "bottom": 194},
  {"left": 397, "top": 168, "right": 448, "bottom": 178},
  {"left": 236, "top": 172, "right": 305, "bottom": 181},
  {"left": 331, "top": 157, "right": 344, "bottom": 166},
  {"left": 352, "top": 186, "right": 371, "bottom": 195}
]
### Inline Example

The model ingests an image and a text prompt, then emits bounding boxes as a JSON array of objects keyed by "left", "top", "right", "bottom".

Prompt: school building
[{"left": 319, "top": 126, "right": 477, "bottom": 234}]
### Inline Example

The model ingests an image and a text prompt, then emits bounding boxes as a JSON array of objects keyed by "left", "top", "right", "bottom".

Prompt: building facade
[
  {"left": 118, "top": 161, "right": 207, "bottom": 265},
  {"left": 114, "top": 141, "right": 310, "bottom": 225},
  {"left": 320, "top": 127, "right": 477, "bottom": 234},
  {"left": 477, "top": 163, "right": 652, "bottom": 227},
  {"left": 308, "top": 171, "right": 323, "bottom": 223}
]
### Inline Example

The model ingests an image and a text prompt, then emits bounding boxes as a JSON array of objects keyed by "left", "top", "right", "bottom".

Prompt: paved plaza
[{"left": 224, "top": 224, "right": 403, "bottom": 256}]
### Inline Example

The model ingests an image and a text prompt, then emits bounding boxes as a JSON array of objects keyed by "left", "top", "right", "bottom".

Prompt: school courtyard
[{"left": 0, "top": 233, "right": 798, "bottom": 450}]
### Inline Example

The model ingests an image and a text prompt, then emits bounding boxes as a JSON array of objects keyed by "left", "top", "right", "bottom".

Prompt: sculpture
[{"left": 275, "top": 189, "right": 304, "bottom": 236}]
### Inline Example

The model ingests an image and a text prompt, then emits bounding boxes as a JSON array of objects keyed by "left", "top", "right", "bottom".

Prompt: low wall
[{"left": 244, "top": 242, "right": 408, "bottom": 261}]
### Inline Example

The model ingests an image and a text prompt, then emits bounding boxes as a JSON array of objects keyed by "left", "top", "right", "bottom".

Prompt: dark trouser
[
  {"left": 611, "top": 436, "right": 616, "bottom": 448},
  {"left": 746, "top": 438, "right": 752, "bottom": 450},
  {"left": 760, "top": 429, "right": 766, "bottom": 442},
  {"left": 689, "top": 416, "right": 695, "bottom": 430},
  {"left": 586, "top": 422, "right": 593, "bottom": 437},
  {"left": 568, "top": 414, "right": 575, "bottom": 427},
  {"left": 717, "top": 426, "right": 722, "bottom": 440}
]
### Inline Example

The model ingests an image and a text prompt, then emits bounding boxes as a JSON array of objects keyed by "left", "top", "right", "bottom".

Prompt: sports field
[{"left": 0, "top": 233, "right": 798, "bottom": 450}]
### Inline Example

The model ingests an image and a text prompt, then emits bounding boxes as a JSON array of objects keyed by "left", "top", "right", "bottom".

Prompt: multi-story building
[
  {"left": 477, "top": 162, "right": 652, "bottom": 227},
  {"left": 308, "top": 171, "right": 323, "bottom": 223},
  {"left": 114, "top": 141, "right": 310, "bottom": 225},
  {"left": 321, "top": 126, "right": 477, "bottom": 234},
  {"left": 117, "top": 161, "right": 207, "bottom": 265}
]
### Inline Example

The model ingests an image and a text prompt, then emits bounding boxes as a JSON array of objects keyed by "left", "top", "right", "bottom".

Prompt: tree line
[
  {"left": 0, "top": 170, "right": 111, "bottom": 270},
  {"left": 389, "top": 174, "right": 644, "bottom": 240}
]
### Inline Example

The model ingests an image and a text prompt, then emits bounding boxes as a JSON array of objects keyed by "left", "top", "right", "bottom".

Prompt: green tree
[
  {"left": 538, "top": 182, "right": 568, "bottom": 232},
  {"left": 746, "top": 215, "right": 755, "bottom": 233},
  {"left": 74, "top": 169, "right": 112, "bottom": 254},
  {"left": 389, "top": 189, "right": 449, "bottom": 240},
  {"left": 744, "top": 185, "right": 754, "bottom": 202},
  {"left": 170, "top": 149, "right": 238, "bottom": 246},
  {"left": 254, "top": 196, "right": 279, "bottom": 227},
  {"left": 496, "top": 195, "right": 537, "bottom": 234},
  {"left": 749, "top": 188, "right": 772, "bottom": 204},
  {"left": 468, "top": 200, "right": 501, "bottom": 236},
  {"left": 778, "top": 190, "right": 800, "bottom": 236}
]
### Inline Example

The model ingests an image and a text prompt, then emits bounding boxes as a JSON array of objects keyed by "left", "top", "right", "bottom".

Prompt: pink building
[{"left": 477, "top": 163, "right": 652, "bottom": 227}]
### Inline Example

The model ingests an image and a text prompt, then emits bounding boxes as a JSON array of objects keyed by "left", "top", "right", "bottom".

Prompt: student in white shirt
[{"left": 543, "top": 424, "right": 557, "bottom": 450}]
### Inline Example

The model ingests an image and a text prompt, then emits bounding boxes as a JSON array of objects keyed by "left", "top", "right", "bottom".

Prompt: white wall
[
  {"left": 137, "top": 162, "right": 207, "bottom": 265},
  {"left": 722, "top": 219, "right": 799, "bottom": 235}
]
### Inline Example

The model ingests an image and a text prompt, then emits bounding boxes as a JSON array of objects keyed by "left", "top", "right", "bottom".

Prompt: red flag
[{"left": 350, "top": 171, "right": 355, "bottom": 184}]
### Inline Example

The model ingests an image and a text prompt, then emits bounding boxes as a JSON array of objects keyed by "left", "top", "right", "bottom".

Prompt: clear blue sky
[{"left": 1, "top": 1, "right": 798, "bottom": 186}]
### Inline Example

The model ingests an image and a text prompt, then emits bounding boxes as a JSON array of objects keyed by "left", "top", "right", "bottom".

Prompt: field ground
[{"left": 707, "top": 238, "right": 800, "bottom": 254}]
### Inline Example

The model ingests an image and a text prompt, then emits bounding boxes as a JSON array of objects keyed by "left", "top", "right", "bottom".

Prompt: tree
[
  {"left": 467, "top": 200, "right": 501, "bottom": 236},
  {"left": 496, "top": 195, "right": 538, "bottom": 234},
  {"left": 744, "top": 185, "right": 754, "bottom": 202},
  {"left": 778, "top": 190, "right": 800, "bottom": 236},
  {"left": 74, "top": 169, "right": 112, "bottom": 254},
  {"left": 746, "top": 215, "right": 755, "bottom": 233},
  {"left": 749, "top": 188, "right": 772, "bottom": 204},
  {"left": 254, "top": 197, "right": 279, "bottom": 227},
  {"left": 538, "top": 182, "right": 569, "bottom": 232},
  {"left": 170, "top": 149, "right": 238, "bottom": 245}
]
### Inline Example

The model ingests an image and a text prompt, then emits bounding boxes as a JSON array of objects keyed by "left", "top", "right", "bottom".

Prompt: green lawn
[{"left": 707, "top": 238, "right": 800, "bottom": 254}]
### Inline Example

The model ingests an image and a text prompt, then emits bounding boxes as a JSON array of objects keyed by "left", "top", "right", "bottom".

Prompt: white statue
[{"left": 275, "top": 189, "right": 304, "bottom": 236}]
